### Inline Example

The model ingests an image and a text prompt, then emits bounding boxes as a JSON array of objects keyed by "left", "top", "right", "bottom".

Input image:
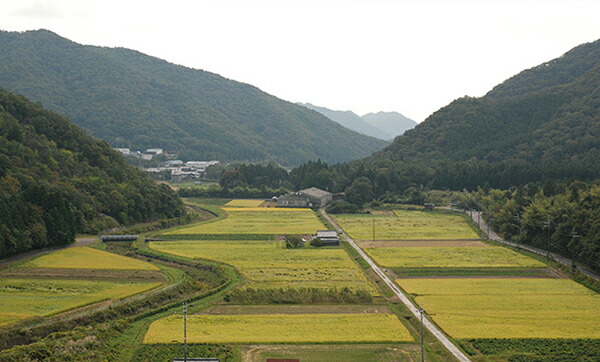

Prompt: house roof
[
  {"left": 317, "top": 230, "right": 338, "bottom": 238},
  {"left": 300, "top": 187, "right": 332, "bottom": 198}
]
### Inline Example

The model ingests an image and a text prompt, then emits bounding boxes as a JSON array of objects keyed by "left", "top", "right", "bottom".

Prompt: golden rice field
[
  {"left": 0, "top": 278, "right": 160, "bottom": 326},
  {"left": 144, "top": 313, "right": 413, "bottom": 344},
  {"left": 333, "top": 210, "right": 479, "bottom": 240},
  {"left": 365, "top": 246, "right": 546, "bottom": 268},
  {"left": 19, "top": 247, "right": 159, "bottom": 270},
  {"left": 150, "top": 240, "right": 376, "bottom": 292},
  {"left": 224, "top": 199, "right": 265, "bottom": 207},
  {"left": 396, "top": 278, "right": 600, "bottom": 339},
  {"left": 167, "top": 207, "right": 325, "bottom": 235}
]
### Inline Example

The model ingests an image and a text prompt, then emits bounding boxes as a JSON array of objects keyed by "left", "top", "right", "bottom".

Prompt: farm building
[
  {"left": 277, "top": 187, "right": 333, "bottom": 208},
  {"left": 424, "top": 203, "right": 435, "bottom": 210},
  {"left": 314, "top": 230, "right": 340, "bottom": 246},
  {"left": 100, "top": 235, "right": 139, "bottom": 242}
]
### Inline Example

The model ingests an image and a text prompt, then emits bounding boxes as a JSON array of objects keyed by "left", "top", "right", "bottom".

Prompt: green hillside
[
  {"left": 363, "top": 39, "right": 600, "bottom": 189},
  {"left": 0, "top": 88, "right": 185, "bottom": 258},
  {"left": 0, "top": 30, "right": 387, "bottom": 166}
]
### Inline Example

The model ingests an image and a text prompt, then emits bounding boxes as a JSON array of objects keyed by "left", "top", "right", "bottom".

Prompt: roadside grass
[
  {"left": 18, "top": 247, "right": 159, "bottom": 271},
  {"left": 396, "top": 278, "right": 600, "bottom": 339},
  {"left": 224, "top": 199, "right": 265, "bottom": 207},
  {"left": 0, "top": 278, "right": 161, "bottom": 326},
  {"left": 144, "top": 313, "right": 413, "bottom": 344},
  {"left": 165, "top": 207, "right": 325, "bottom": 235},
  {"left": 149, "top": 240, "right": 376, "bottom": 293},
  {"left": 333, "top": 210, "right": 479, "bottom": 240},
  {"left": 364, "top": 246, "right": 547, "bottom": 268}
]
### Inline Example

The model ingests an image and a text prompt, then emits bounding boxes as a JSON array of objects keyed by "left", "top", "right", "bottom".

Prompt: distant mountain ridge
[
  {"left": 298, "top": 103, "right": 416, "bottom": 140},
  {"left": 0, "top": 29, "right": 388, "bottom": 166},
  {"left": 358, "top": 38, "right": 600, "bottom": 189}
]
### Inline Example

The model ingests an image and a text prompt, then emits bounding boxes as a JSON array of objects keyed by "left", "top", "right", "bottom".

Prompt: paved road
[
  {"left": 321, "top": 210, "right": 470, "bottom": 362},
  {"left": 466, "top": 210, "right": 599, "bottom": 281}
]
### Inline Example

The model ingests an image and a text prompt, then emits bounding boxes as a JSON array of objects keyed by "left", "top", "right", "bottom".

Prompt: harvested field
[
  {"left": 241, "top": 344, "right": 421, "bottom": 362},
  {"left": 19, "top": 247, "right": 159, "bottom": 271},
  {"left": 397, "top": 278, "right": 600, "bottom": 339},
  {"left": 144, "top": 313, "right": 413, "bottom": 344},
  {"left": 204, "top": 304, "right": 392, "bottom": 315},
  {"left": 1, "top": 267, "right": 166, "bottom": 282},
  {"left": 149, "top": 240, "right": 376, "bottom": 292},
  {"left": 357, "top": 240, "right": 488, "bottom": 248},
  {"left": 224, "top": 199, "right": 265, "bottom": 207},
  {"left": 166, "top": 207, "right": 325, "bottom": 235}
]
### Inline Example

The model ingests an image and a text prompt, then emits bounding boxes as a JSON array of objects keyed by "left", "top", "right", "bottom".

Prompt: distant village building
[
  {"left": 113, "top": 148, "right": 130, "bottom": 155},
  {"left": 277, "top": 187, "right": 333, "bottom": 208},
  {"left": 146, "top": 148, "right": 164, "bottom": 155},
  {"left": 314, "top": 230, "right": 340, "bottom": 246},
  {"left": 424, "top": 203, "right": 435, "bottom": 210}
]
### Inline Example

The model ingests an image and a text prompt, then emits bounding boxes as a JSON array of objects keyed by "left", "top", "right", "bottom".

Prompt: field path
[
  {"left": 322, "top": 209, "right": 470, "bottom": 362},
  {"left": 464, "top": 210, "right": 600, "bottom": 281}
]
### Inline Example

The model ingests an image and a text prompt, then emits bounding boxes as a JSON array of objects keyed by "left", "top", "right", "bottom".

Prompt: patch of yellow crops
[
  {"left": 223, "top": 207, "right": 312, "bottom": 212},
  {"left": 20, "top": 247, "right": 159, "bottom": 270},
  {"left": 334, "top": 210, "right": 479, "bottom": 240},
  {"left": 366, "top": 246, "right": 546, "bottom": 268},
  {"left": 396, "top": 278, "right": 600, "bottom": 338},
  {"left": 150, "top": 240, "right": 376, "bottom": 293},
  {"left": 144, "top": 313, "right": 413, "bottom": 344},
  {"left": 224, "top": 199, "right": 265, "bottom": 207},
  {"left": 0, "top": 279, "right": 160, "bottom": 326},
  {"left": 169, "top": 208, "right": 325, "bottom": 235}
]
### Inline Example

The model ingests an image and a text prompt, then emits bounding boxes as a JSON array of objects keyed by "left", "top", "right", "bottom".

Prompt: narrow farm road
[
  {"left": 466, "top": 210, "right": 600, "bottom": 281},
  {"left": 321, "top": 209, "right": 470, "bottom": 362}
]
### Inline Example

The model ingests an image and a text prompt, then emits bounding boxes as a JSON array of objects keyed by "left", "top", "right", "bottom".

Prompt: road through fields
[{"left": 321, "top": 210, "right": 470, "bottom": 362}]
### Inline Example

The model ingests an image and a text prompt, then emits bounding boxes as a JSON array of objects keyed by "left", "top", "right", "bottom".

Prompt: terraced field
[
  {"left": 397, "top": 278, "right": 600, "bottom": 339},
  {"left": 19, "top": 247, "right": 159, "bottom": 270},
  {"left": 145, "top": 312, "right": 413, "bottom": 344},
  {"left": 334, "top": 209, "right": 478, "bottom": 240},
  {"left": 166, "top": 207, "right": 325, "bottom": 235},
  {"left": 149, "top": 240, "right": 376, "bottom": 292}
]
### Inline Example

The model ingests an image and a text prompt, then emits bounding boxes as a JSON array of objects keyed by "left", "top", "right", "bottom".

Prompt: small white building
[{"left": 113, "top": 148, "right": 130, "bottom": 155}]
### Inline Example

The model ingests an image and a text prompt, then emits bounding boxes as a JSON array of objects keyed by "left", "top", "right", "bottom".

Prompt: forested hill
[
  {"left": 0, "top": 88, "right": 185, "bottom": 258},
  {"left": 0, "top": 30, "right": 387, "bottom": 166},
  {"left": 362, "top": 39, "right": 600, "bottom": 189}
]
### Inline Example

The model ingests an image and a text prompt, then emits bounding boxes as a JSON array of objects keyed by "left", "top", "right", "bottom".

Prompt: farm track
[{"left": 321, "top": 209, "right": 470, "bottom": 362}]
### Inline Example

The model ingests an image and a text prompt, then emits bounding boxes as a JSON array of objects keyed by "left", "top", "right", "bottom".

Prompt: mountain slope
[
  {"left": 0, "top": 30, "right": 387, "bottom": 166},
  {"left": 298, "top": 103, "right": 391, "bottom": 140},
  {"left": 0, "top": 88, "right": 185, "bottom": 258},
  {"left": 362, "top": 39, "right": 600, "bottom": 189},
  {"left": 361, "top": 111, "right": 417, "bottom": 139}
]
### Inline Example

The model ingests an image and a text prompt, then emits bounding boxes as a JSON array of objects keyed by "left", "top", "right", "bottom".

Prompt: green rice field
[
  {"left": 334, "top": 210, "right": 479, "bottom": 240},
  {"left": 149, "top": 240, "right": 376, "bottom": 292}
]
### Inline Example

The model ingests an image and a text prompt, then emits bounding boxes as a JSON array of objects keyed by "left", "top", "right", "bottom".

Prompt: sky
[{"left": 1, "top": 0, "right": 599, "bottom": 123}]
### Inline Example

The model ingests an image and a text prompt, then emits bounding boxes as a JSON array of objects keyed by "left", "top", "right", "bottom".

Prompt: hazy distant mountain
[
  {"left": 361, "top": 112, "right": 418, "bottom": 139},
  {"left": 298, "top": 103, "right": 391, "bottom": 140},
  {"left": 0, "top": 30, "right": 388, "bottom": 166}
]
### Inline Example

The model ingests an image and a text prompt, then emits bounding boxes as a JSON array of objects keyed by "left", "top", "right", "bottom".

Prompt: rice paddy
[
  {"left": 365, "top": 246, "right": 546, "bottom": 268},
  {"left": 0, "top": 278, "right": 160, "bottom": 326},
  {"left": 144, "top": 312, "right": 413, "bottom": 344},
  {"left": 149, "top": 240, "right": 376, "bottom": 292},
  {"left": 333, "top": 210, "right": 479, "bottom": 240},
  {"left": 396, "top": 278, "right": 600, "bottom": 338},
  {"left": 166, "top": 207, "right": 325, "bottom": 235},
  {"left": 19, "top": 247, "right": 159, "bottom": 270},
  {"left": 224, "top": 199, "right": 265, "bottom": 207}
]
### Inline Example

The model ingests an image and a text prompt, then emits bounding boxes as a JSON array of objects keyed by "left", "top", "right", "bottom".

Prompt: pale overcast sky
[{"left": 1, "top": 0, "right": 599, "bottom": 122}]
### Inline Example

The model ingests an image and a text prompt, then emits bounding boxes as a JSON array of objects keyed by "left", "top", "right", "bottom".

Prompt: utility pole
[
  {"left": 571, "top": 230, "right": 579, "bottom": 273},
  {"left": 514, "top": 213, "right": 521, "bottom": 248},
  {"left": 183, "top": 302, "right": 188, "bottom": 362},
  {"left": 543, "top": 219, "right": 551, "bottom": 260},
  {"left": 419, "top": 308, "right": 425, "bottom": 362},
  {"left": 372, "top": 214, "right": 375, "bottom": 241}
]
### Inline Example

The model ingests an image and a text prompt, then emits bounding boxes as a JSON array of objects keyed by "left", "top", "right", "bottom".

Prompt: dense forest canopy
[
  {"left": 0, "top": 29, "right": 387, "bottom": 166},
  {"left": 0, "top": 88, "right": 185, "bottom": 258}
]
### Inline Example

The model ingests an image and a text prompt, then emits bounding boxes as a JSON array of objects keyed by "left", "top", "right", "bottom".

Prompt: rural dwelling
[
  {"left": 314, "top": 230, "right": 340, "bottom": 246},
  {"left": 424, "top": 203, "right": 435, "bottom": 210},
  {"left": 277, "top": 187, "right": 333, "bottom": 208}
]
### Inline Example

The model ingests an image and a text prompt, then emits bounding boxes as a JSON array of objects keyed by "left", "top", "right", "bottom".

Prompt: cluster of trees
[
  {"left": 0, "top": 89, "right": 186, "bottom": 258},
  {"left": 470, "top": 180, "right": 600, "bottom": 271}
]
